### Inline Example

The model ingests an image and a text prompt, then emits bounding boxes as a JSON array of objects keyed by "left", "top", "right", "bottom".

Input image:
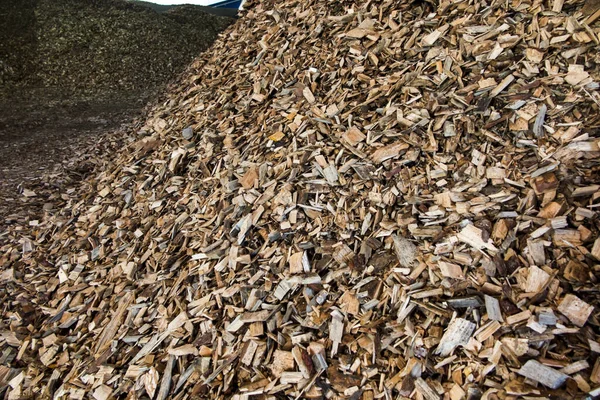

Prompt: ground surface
[{"left": 0, "top": 86, "right": 140, "bottom": 233}]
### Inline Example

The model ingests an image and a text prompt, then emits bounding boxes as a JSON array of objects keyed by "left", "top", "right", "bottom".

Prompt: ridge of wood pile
[{"left": 2, "top": 0, "right": 600, "bottom": 398}]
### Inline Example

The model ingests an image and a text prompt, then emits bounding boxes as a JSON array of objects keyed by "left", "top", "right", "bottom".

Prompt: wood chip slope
[{"left": 2, "top": 0, "right": 600, "bottom": 398}]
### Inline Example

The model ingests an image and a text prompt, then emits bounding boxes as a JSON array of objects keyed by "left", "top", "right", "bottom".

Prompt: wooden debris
[
  {"left": 370, "top": 142, "right": 409, "bottom": 163},
  {"left": 329, "top": 310, "right": 344, "bottom": 356},
  {"left": 289, "top": 251, "right": 310, "bottom": 274},
  {"left": 342, "top": 127, "right": 366, "bottom": 146},
  {"left": 558, "top": 294, "right": 594, "bottom": 327},
  {"left": 592, "top": 237, "right": 600, "bottom": 260},
  {"left": 414, "top": 378, "right": 441, "bottom": 400},
  {"left": 457, "top": 224, "right": 498, "bottom": 252},
  {"left": 271, "top": 350, "right": 294, "bottom": 379},
  {"left": 518, "top": 360, "right": 569, "bottom": 389},
  {"left": 438, "top": 261, "right": 464, "bottom": 280},
  {"left": 435, "top": 318, "right": 476, "bottom": 356},
  {"left": 392, "top": 234, "right": 418, "bottom": 268},
  {"left": 1, "top": 0, "right": 600, "bottom": 398},
  {"left": 485, "top": 295, "right": 503, "bottom": 322}
]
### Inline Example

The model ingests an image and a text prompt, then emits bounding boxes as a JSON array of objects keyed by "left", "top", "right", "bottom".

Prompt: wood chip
[
  {"left": 518, "top": 360, "right": 569, "bottom": 389},
  {"left": 343, "top": 127, "right": 366, "bottom": 146},
  {"left": 558, "top": 294, "right": 594, "bottom": 327},
  {"left": 370, "top": 142, "right": 409, "bottom": 163},
  {"left": 435, "top": 318, "right": 476, "bottom": 356}
]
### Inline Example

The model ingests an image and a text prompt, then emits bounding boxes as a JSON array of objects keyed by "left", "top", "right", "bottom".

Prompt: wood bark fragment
[{"left": 415, "top": 378, "right": 441, "bottom": 400}]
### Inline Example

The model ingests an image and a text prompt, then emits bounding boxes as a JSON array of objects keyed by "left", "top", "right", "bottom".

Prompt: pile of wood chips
[{"left": 2, "top": 0, "right": 600, "bottom": 398}]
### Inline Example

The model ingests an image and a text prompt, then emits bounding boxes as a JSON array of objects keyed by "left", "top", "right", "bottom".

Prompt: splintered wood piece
[
  {"left": 289, "top": 251, "right": 310, "bottom": 274},
  {"left": 558, "top": 294, "right": 593, "bottom": 327},
  {"left": 392, "top": 235, "right": 418, "bottom": 268},
  {"left": 168, "top": 148, "right": 186, "bottom": 172},
  {"left": 370, "top": 142, "right": 409, "bottom": 163},
  {"left": 92, "top": 385, "right": 113, "bottom": 400},
  {"left": 565, "top": 65, "right": 590, "bottom": 86},
  {"left": 560, "top": 360, "right": 589, "bottom": 375},
  {"left": 241, "top": 341, "right": 259, "bottom": 366},
  {"left": 329, "top": 310, "right": 344, "bottom": 356},
  {"left": 303, "top": 87, "right": 315, "bottom": 104},
  {"left": 492, "top": 219, "right": 510, "bottom": 241},
  {"left": 226, "top": 315, "right": 244, "bottom": 332},
  {"left": 538, "top": 202, "right": 563, "bottom": 218},
  {"left": 489, "top": 74, "right": 514, "bottom": 97},
  {"left": 572, "top": 185, "right": 600, "bottom": 197},
  {"left": 240, "top": 167, "right": 259, "bottom": 190},
  {"left": 591, "top": 237, "right": 600, "bottom": 260},
  {"left": 533, "top": 104, "right": 547, "bottom": 137},
  {"left": 591, "top": 358, "right": 600, "bottom": 384},
  {"left": 144, "top": 368, "right": 160, "bottom": 399},
  {"left": 457, "top": 225, "right": 498, "bottom": 252},
  {"left": 280, "top": 371, "right": 305, "bottom": 384},
  {"left": 241, "top": 310, "right": 270, "bottom": 323},
  {"left": 527, "top": 240, "right": 545, "bottom": 266},
  {"left": 538, "top": 309, "right": 557, "bottom": 326},
  {"left": 518, "top": 360, "right": 569, "bottom": 389},
  {"left": 343, "top": 127, "right": 366, "bottom": 146},
  {"left": 274, "top": 280, "right": 292, "bottom": 300},
  {"left": 292, "top": 346, "right": 311, "bottom": 379},
  {"left": 524, "top": 265, "right": 550, "bottom": 293},
  {"left": 414, "top": 378, "right": 441, "bottom": 400},
  {"left": 506, "top": 310, "right": 532, "bottom": 325},
  {"left": 435, "top": 318, "right": 476, "bottom": 356},
  {"left": 339, "top": 291, "right": 360, "bottom": 315},
  {"left": 271, "top": 350, "right": 294, "bottom": 378},
  {"left": 346, "top": 28, "right": 373, "bottom": 39},
  {"left": 167, "top": 344, "right": 198, "bottom": 356},
  {"left": 474, "top": 320, "right": 501, "bottom": 342},
  {"left": 438, "top": 261, "right": 464, "bottom": 280},
  {"left": 156, "top": 355, "right": 176, "bottom": 400},
  {"left": 130, "top": 312, "right": 188, "bottom": 364},
  {"left": 485, "top": 295, "right": 503, "bottom": 322},
  {"left": 94, "top": 292, "right": 134, "bottom": 355},
  {"left": 447, "top": 296, "right": 482, "bottom": 308},
  {"left": 553, "top": 229, "right": 582, "bottom": 247}
]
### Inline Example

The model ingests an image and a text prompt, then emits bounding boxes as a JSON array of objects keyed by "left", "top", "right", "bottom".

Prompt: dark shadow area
[{"left": 0, "top": 0, "right": 38, "bottom": 85}]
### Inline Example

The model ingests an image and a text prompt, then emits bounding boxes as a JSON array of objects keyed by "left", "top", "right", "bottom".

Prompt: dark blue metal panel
[{"left": 210, "top": 0, "right": 243, "bottom": 8}]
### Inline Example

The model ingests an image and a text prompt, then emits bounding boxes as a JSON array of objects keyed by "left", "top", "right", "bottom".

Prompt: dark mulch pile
[{"left": 0, "top": 0, "right": 233, "bottom": 93}]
